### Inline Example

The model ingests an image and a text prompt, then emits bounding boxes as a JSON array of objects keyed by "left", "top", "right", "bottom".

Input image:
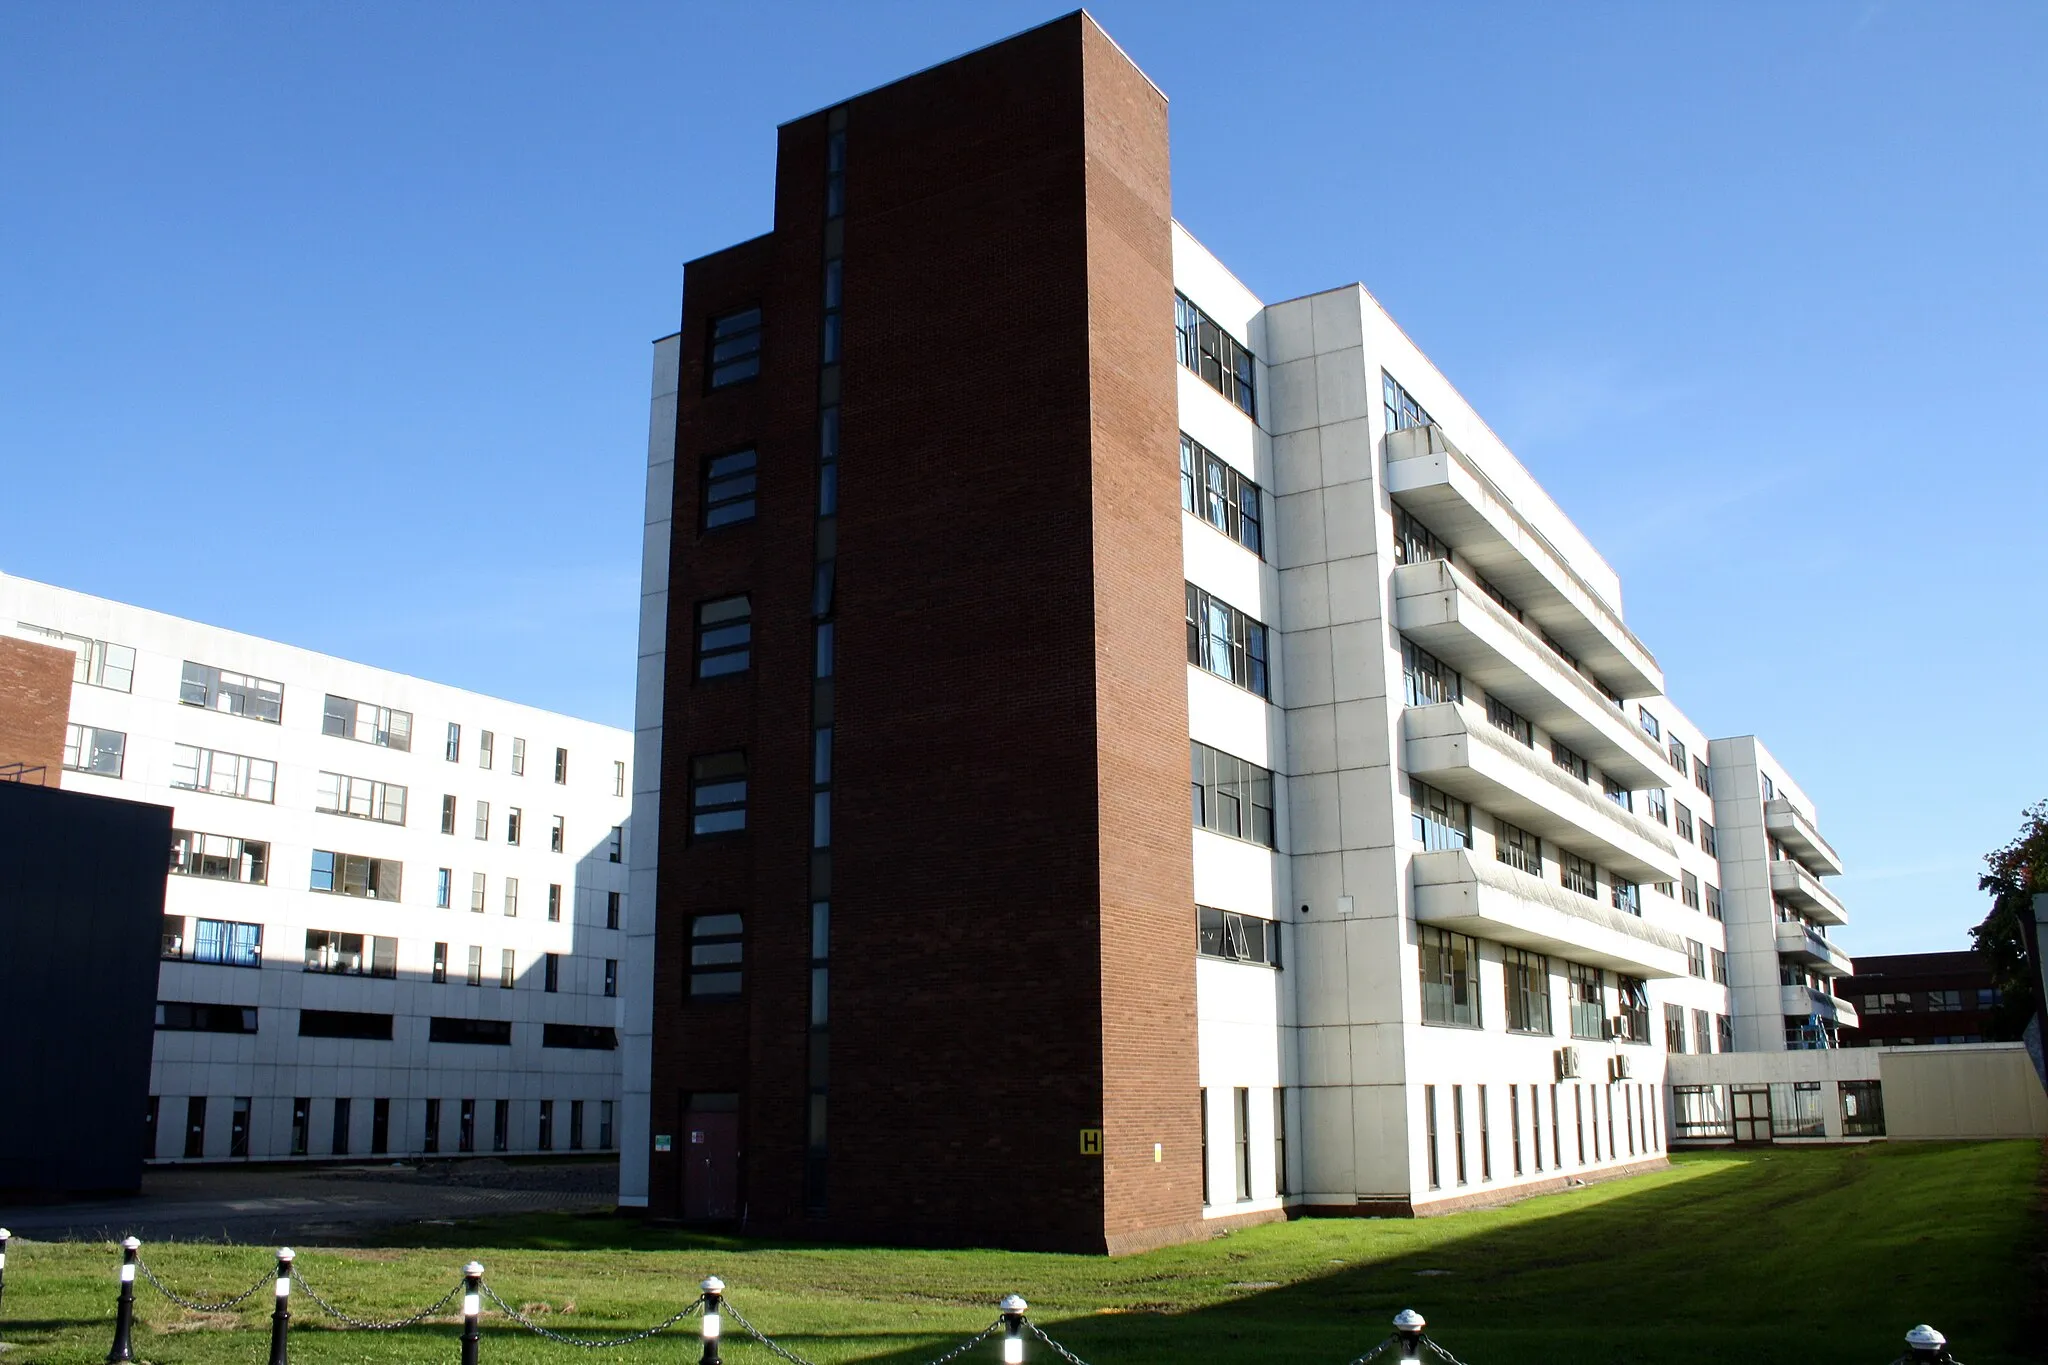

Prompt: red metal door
[{"left": 683, "top": 1111, "right": 740, "bottom": 1220}]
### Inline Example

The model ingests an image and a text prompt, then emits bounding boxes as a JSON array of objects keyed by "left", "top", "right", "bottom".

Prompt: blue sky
[{"left": 3, "top": 2, "right": 2041, "bottom": 954}]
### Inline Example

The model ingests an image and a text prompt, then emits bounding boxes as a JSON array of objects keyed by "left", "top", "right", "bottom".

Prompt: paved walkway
[{"left": 3, "top": 1159, "right": 619, "bottom": 1243}]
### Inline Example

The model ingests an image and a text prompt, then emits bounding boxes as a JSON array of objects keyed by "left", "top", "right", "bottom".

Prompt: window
[
  {"left": 1693, "top": 1008, "right": 1713, "bottom": 1054},
  {"left": 501, "top": 948, "right": 516, "bottom": 988},
  {"left": 614, "top": 759, "right": 627, "bottom": 797},
  {"left": 1693, "top": 756, "right": 1712, "bottom": 795},
  {"left": 1197, "top": 906, "right": 1280, "bottom": 967},
  {"left": 182, "top": 916, "right": 262, "bottom": 970},
  {"left": 543, "top": 952, "right": 559, "bottom": 993},
  {"left": 503, "top": 877, "right": 519, "bottom": 917},
  {"left": 1551, "top": 739, "right": 1588, "bottom": 783},
  {"left": 1383, "top": 372, "right": 1434, "bottom": 434},
  {"left": 1699, "top": 820, "right": 1718, "bottom": 855},
  {"left": 1671, "top": 1085, "right": 1731, "bottom": 1138},
  {"left": 1841, "top": 1080, "right": 1885, "bottom": 1137},
  {"left": 1452, "top": 1086, "right": 1468, "bottom": 1185},
  {"left": 1762, "top": 773, "right": 1776, "bottom": 800},
  {"left": 550, "top": 815, "right": 565, "bottom": 853},
  {"left": 1273, "top": 1089, "right": 1288, "bottom": 1196},
  {"left": 233, "top": 1096, "right": 253, "bottom": 1158},
  {"left": 547, "top": 883, "right": 562, "bottom": 922},
  {"left": 545, "top": 1024, "right": 618, "bottom": 1051},
  {"left": 511, "top": 737, "right": 526, "bottom": 776},
  {"left": 1424, "top": 1085, "right": 1440, "bottom": 1190},
  {"left": 506, "top": 807, "right": 522, "bottom": 845},
  {"left": 1495, "top": 818, "right": 1542, "bottom": 876},
  {"left": 1664, "top": 1003, "right": 1687, "bottom": 1052},
  {"left": 600, "top": 1100, "right": 615, "bottom": 1149},
  {"left": 62, "top": 724, "right": 126, "bottom": 777},
  {"left": 168, "top": 743, "right": 276, "bottom": 802},
  {"left": 466, "top": 945, "right": 483, "bottom": 986},
  {"left": 1645, "top": 788, "right": 1667, "bottom": 825},
  {"left": 1478, "top": 1085, "right": 1491, "bottom": 1180},
  {"left": 1928, "top": 989, "right": 1965, "bottom": 1012},
  {"left": 303, "top": 930, "right": 397, "bottom": 977},
  {"left": 441, "top": 794, "right": 456, "bottom": 835},
  {"left": 1401, "top": 638, "right": 1461, "bottom": 707},
  {"left": 17, "top": 623, "right": 134, "bottom": 691},
  {"left": 1561, "top": 852, "right": 1598, "bottom": 899},
  {"left": 1505, "top": 950, "right": 1551, "bottom": 1034},
  {"left": 1705, "top": 884, "right": 1723, "bottom": 921},
  {"left": 1409, "top": 778, "right": 1470, "bottom": 851},
  {"left": 1611, "top": 880, "right": 1640, "bottom": 916},
  {"left": 446, "top": 722, "right": 461, "bottom": 762},
  {"left": 696, "top": 595, "right": 752, "bottom": 678},
  {"left": 1393, "top": 506, "right": 1451, "bottom": 566},
  {"left": 474, "top": 799, "right": 490, "bottom": 839},
  {"left": 310, "top": 851, "right": 402, "bottom": 901},
  {"left": 1511, "top": 1086, "right": 1524, "bottom": 1176},
  {"left": 436, "top": 868, "right": 452, "bottom": 908},
  {"left": 1200, "top": 1089, "right": 1211, "bottom": 1205},
  {"left": 702, "top": 447, "right": 758, "bottom": 529},
  {"left": 470, "top": 872, "right": 486, "bottom": 913},
  {"left": 155, "top": 1001, "right": 258, "bottom": 1034},
  {"left": 690, "top": 752, "right": 747, "bottom": 835},
  {"left": 322, "top": 694, "right": 412, "bottom": 751},
  {"left": 690, "top": 913, "right": 743, "bottom": 996},
  {"left": 1603, "top": 776, "right": 1633, "bottom": 811},
  {"left": 316, "top": 771, "right": 408, "bottom": 825},
  {"left": 1477, "top": 576, "right": 1524, "bottom": 621},
  {"left": 1420, "top": 927, "right": 1480, "bottom": 1027},
  {"left": 541, "top": 1098, "right": 557, "bottom": 1150},
  {"left": 606, "top": 890, "right": 621, "bottom": 930},
  {"left": 1637, "top": 706, "right": 1661, "bottom": 741},
  {"left": 1687, "top": 939, "right": 1707, "bottom": 978},
  {"left": 180, "top": 662, "right": 283, "bottom": 722},
  {"left": 1485, "top": 695, "right": 1532, "bottom": 746},
  {"left": 1680, "top": 870, "right": 1701, "bottom": 910},
  {"left": 170, "top": 830, "right": 268, "bottom": 885},
  {"left": 604, "top": 957, "right": 619, "bottom": 998},
  {"left": 814, "top": 620, "right": 835, "bottom": 678},
  {"left": 1616, "top": 976, "right": 1651, "bottom": 1044},
  {"left": 1185, "top": 583, "right": 1270, "bottom": 697},
  {"left": 1189, "top": 740, "right": 1276, "bottom": 847},
  {"left": 430, "top": 1017, "right": 512, "bottom": 1046},
  {"left": 708, "top": 306, "right": 762, "bottom": 388},
  {"left": 1179, "top": 435, "right": 1263, "bottom": 555},
  {"left": 1667, "top": 735, "right": 1686, "bottom": 774},
  {"left": 298, "top": 1009, "right": 393, "bottom": 1041},
  {"left": 1861, "top": 991, "right": 1909, "bottom": 1014},
  {"left": 433, "top": 942, "right": 448, "bottom": 984},
  {"left": 479, "top": 730, "right": 494, "bottom": 769},
  {"left": 1568, "top": 963, "right": 1605, "bottom": 1039},
  {"left": 291, "top": 1099, "right": 311, "bottom": 1156},
  {"left": 1175, "top": 292, "right": 1256, "bottom": 417},
  {"left": 1769, "top": 1081, "right": 1825, "bottom": 1138},
  {"left": 1674, "top": 801, "right": 1694, "bottom": 840},
  {"left": 554, "top": 747, "right": 568, "bottom": 784},
  {"left": 1232, "top": 1088, "right": 1252, "bottom": 1201},
  {"left": 609, "top": 825, "right": 624, "bottom": 862}
]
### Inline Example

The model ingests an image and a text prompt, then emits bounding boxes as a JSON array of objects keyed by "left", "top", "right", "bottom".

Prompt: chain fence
[
  {"left": 134, "top": 1258, "right": 272, "bottom": 1313},
  {"left": 481, "top": 1282, "right": 703, "bottom": 1349},
  {"left": 291, "top": 1265, "right": 465, "bottom": 1330}
]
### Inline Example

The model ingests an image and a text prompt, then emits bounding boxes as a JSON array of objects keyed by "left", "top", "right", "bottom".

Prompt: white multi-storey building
[{"left": 0, "top": 572, "right": 632, "bottom": 1163}]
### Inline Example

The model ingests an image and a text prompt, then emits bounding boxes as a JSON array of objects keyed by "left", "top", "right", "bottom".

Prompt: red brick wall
[
  {"left": 0, "top": 636, "right": 73, "bottom": 781},
  {"left": 651, "top": 13, "right": 1196, "bottom": 1252}
]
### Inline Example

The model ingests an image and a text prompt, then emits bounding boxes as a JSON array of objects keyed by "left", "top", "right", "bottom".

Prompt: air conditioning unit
[
  {"left": 1611, "top": 1015, "right": 1631, "bottom": 1041},
  {"left": 1600, "top": 1018, "right": 1617, "bottom": 1042},
  {"left": 1612, "top": 1053, "right": 1633, "bottom": 1081},
  {"left": 1555, "top": 1046, "right": 1581, "bottom": 1080}
]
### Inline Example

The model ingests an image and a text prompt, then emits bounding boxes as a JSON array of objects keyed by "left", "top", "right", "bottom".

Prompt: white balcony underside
[
  {"left": 1765, "top": 798, "right": 1844, "bottom": 877},
  {"left": 1771, "top": 858, "right": 1849, "bottom": 926},
  {"left": 1782, "top": 983, "right": 1860, "bottom": 1029},
  {"left": 1392, "top": 559, "right": 1667, "bottom": 791},
  {"left": 1411, "top": 847, "right": 1689, "bottom": 980},
  {"left": 1404, "top": 702, "right": 1682, "bottom": 884},
  {"left": 1384, "top": 426, "right": 1662, "bottom": 699},
  {"left": 1775, "top": 921, "right": 1853, "bottom": 977}
]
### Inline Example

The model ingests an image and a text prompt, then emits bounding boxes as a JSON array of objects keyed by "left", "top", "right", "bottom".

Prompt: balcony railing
[
  {"left": 1775, "top": 920, "right": 1853, "bottom": 977},
  {"left": 1765, "top": 797, "right": 1844, "bottom": 877},
  {"left": 1770, "top": 858, "right": 1849, "bottom": 927},
  {"left": 1411, "top": 847, "right": 1688, "bottom": 980}
]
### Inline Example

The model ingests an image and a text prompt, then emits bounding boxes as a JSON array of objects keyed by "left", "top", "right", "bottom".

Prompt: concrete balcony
[
  {"left": 1770, "top": 859, "right": 1849, "bottom": 927},
  {"left": 1404, "top": 702, "right": 1682, "bottom": 885},
  {"left": 1775, "top": 920, "right": 1853, "bottom": 978},
  {"left": 1411, "top": 847, "right": 1689, "bottom": 980},
  {"left": 1384, "top": 424, "right": 1662, "bottom": 699},
  {"left": 1392, "top": 558, "right": 1668, "bottom": 791},
  {"left": 1765, "top": 797, "right": 1844, "bottom": 877},
  {"left": 1781, "top": 983, "right": 1860, "bottom": 1030}
]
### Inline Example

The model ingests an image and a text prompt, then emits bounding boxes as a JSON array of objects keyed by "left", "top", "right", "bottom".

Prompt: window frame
[{"left": 707, "top": 305, "right": 763, "bottom": 390}]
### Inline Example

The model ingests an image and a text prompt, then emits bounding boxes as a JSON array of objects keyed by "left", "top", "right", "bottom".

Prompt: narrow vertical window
[
  {"left": 696, "top": 596, "right": 752, "bottom": 678},
  {"left": 1424, "top": 1086, "right": 1440, "bottom": 1190},
  {"left": 1273, "top": 1088, "right": 1288, "bottom": 1196},
  {"left": 708, "top": 306, "right": 763, "bottom": 388},
  {"left": 703, "top": 448, "right": 758, "bottom": 528},
  {"left": 446, "top": 723, "right": 461, "bottom": 762}
]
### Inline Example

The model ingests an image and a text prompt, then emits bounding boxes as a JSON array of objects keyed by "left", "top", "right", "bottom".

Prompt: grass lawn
[{"left": 1, "top": 1143, "right": 2037, "bottom": 1365}]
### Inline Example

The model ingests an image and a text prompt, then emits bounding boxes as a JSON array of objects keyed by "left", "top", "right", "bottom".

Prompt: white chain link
[
  {"left": 481, "top": 1282, "right": 704, "bottom": 1348},
  {"left": 135, "top": 1259, "right": 272, "bottom": 1313},
  {"left": 290, "top": 1267, "right": 463, "bottom": 1330}
]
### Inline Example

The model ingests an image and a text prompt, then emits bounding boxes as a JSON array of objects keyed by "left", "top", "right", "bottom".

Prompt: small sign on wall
[
  {"left": 1079, "top": 1128, "right": 1103, "bottom": 1156},
  {"left": 654, "top": 1134, "right": 672, "bottom": 1152}
]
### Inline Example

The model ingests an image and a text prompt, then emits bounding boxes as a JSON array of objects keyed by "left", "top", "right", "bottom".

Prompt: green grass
[{"left": 2, "top": 1144, "right": 2037, "bottom": 1365}]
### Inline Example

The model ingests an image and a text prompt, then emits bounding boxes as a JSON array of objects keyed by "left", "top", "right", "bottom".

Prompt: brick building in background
[
  {"left": 0, "top": 633, "right": 74, "bottom": 779},
  {"left": 1840, "top": 952, "right": 2002, "bottom": 1046},
  {"left": 624, "top": 12, "right": 1877, "bottom": 1251}
]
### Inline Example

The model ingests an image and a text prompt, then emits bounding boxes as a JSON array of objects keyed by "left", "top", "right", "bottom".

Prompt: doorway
[
  {"left": 683, "top": 1092, "right": 741, "bottom": 1220},
  {"left": 1732, "top": 1087, "right": 1772, "bottom": 1143}
]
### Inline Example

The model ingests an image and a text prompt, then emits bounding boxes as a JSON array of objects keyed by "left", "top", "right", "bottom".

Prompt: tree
[{"left": 1971, "top": 799, "right": 2048, "bottom": 1041}]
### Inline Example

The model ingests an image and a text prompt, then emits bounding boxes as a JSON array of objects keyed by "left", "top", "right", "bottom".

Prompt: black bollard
[
  {"left": 700, "top": 1276, "right": 725, "bottom": 1365},
  {"left": 0, "top": 1226, "right": 10, "bottom": 1314},
  {"left": 268, "top": 1248, "right": 294, "bottom": 1365},
  {"left": 1392, "top": 1309, "right": 1425, "bottom": 1362},
  {"left": 1905, "top": 1325, "right": 1949, "bottom": 1364},
  {"left": 1000, "top": 1294, "right": 1027, "bottom": 1365},
  {"left": 461, "top": 1261, "right": 483, "bottom": 1365},
  {"left": 106, "top": 1236, "right": 140, "bottom": 1363}
]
